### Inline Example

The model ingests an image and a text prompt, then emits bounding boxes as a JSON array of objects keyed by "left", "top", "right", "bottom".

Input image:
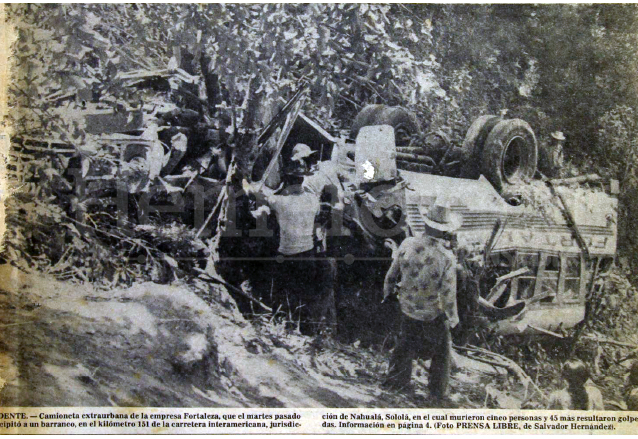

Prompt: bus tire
[
  {"left": 351, "top": 105, "right": 420, "bottom": 146},
  {"left": 460, "top": 115, "right": 502, "bottom": 179},
  {"left": 481, "top": 119, "right": 538, "bottom": 193}
]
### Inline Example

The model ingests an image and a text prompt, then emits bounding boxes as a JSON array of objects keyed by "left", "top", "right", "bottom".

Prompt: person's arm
[
  {"left": 242, "top": 179, "right": 277, "bottom": 222},
  {"left": 242, "top": 179, "right": 275, "bottom": 200},
  {"left": 438, "top": 254, "right": 458, "bottom": 325},
  {"left": 383, "top": 251, "right": 402, "bottom": 302}
]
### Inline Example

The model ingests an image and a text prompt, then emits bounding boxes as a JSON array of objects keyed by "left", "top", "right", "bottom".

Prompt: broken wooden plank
[
  {"left": 455, "top": 344, "right": 548, "bottom": 402},
  {"left": 484, "top": 283, "right": 508, "bottom": 305},
  {"left": 19, "top": 145, "right": 76, "bottom": 154},
  {"left": 496, "top": 267, "right": 531, "bottom": 283},
  {"left": 455, "top": 351, "right": 508, "bottom": 373},
  {"left": 99, "top": 133, "right": 153, "bottom": 142},
  {"left": 526, "top": 324, "right": 565, "bottom": 338},
  {"left": 257, "top": 93, "right": 307, "bottom": 191},
  {"left": 116, "top": 69, "right": 170, "bottom": 80},
  {"left": 484, "top": 267, "right": 530, "bottom": 304},
  {"left": 580, "top": 334, "right": 638, "bottom": 349},
  {"left": 549, "top": 174, "right": 601, "bottom": 186},
  {"left": 14, "top": 135, "right": 70, "bottom": 146},
  {"left": 258, "top": 84, "right": 308, "bottom": 145}
]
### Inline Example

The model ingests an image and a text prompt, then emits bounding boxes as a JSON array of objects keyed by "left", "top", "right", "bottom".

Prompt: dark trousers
[
  {"left": 272, "top": 250, "right": 337, "bottom": 335},
  {"left": 385, "top": 313, "right": 451, "bottom": 399}
]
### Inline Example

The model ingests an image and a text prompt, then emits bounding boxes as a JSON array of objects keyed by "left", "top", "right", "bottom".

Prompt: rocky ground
[{"left": 0, "top": 264, "right": 531, "bottom": 409}]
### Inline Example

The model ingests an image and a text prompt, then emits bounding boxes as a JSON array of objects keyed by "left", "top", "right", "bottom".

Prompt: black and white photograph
[{"left": 1, "top": 3, "right": 638, "bottom": 430}]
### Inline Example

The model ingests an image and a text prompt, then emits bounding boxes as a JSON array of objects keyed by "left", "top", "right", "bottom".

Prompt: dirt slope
[{"left": 0, "top": 265, "right": 509, "bottom": 408}]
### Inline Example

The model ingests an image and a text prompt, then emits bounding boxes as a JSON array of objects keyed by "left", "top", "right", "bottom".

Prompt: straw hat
[
  {"left": 422, "top": 200, "right": 462, "bottom": 235},
  {"left": 551, "top": 131, "right": 566, "bottom": 141}
]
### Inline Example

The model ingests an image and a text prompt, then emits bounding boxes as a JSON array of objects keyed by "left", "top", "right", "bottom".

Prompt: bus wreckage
[
  {"left": 228, "top": 92, "right": 619, "bottom": 339},
  {"left": 26, "top": 78, "right": 616, "bottom": 339}
]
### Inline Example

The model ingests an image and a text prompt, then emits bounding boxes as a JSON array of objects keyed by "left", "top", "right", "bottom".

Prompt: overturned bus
[
  {"left": 398, "top": 169, "right": 617, "bottom": 335},
  {"left": 230, "top": 98, "right": 618, "bottom": 338},
  {"left": 340, "top": 107, "right": 618, "bottom": 336}
]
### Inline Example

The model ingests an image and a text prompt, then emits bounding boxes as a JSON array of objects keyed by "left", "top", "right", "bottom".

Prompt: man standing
[
  {"left": 623, "top": 360, "right": 638, "bottom": 410},
  {"left": 381, "top": 234, "right": 458, "bottom": 401},
  {"left": 246, "top": 143, "right": 337, "bottom": 336},
  {"left": 539, "top": 131, "right": 566, "bottom": 178}
]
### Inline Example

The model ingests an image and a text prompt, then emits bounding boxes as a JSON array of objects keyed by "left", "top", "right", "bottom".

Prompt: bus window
[
  {"left": 539, "top": 254, "right": 560, "bottom": 300},
  {"left": 488, "top": 251, "right": 516, "bottom": 276},
  {"left": 516, "top": 252, "right": 539, "bottom": 300},
  {"left": 564, "top": 256, "right": 581, "bottom": 301}
]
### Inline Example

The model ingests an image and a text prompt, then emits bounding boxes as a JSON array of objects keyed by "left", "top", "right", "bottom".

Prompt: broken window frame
[
  {"left": 511, "top": 251, "right": 588, "bottom": 305},
  {"left": 485, "top": 250, "right": 517, "bottom": 306},
  {"left": 561, "top": 254, "right": 583, "bottom": 304},
  {"left": 513, "top": 251, "right": 539, "bottom": 300},
  {"left": 534, "top": 252, "right": 560, "bottom": 303}
]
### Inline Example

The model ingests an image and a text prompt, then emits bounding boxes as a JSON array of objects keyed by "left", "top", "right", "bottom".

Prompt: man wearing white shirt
[{"left": 247, "top": 144, "right": 337, "bottom": 336}]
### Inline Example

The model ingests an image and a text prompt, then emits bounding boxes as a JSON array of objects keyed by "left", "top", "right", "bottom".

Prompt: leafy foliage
[{"left": 5, "top": 1, "right": 638, "bottom": 295}]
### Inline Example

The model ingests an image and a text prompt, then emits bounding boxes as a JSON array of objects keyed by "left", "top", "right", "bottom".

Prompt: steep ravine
[{"left": 0, "top": 265, "right": 508, "bottom": 408}]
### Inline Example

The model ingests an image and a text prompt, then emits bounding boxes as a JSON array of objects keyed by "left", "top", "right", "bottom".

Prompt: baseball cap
[{"left": 291, "top": 143, "right": 316, "bottom": 162}]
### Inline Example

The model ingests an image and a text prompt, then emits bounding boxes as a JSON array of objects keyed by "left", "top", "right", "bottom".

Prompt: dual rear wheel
[
  {"left": 351, "top": 105, "right": 538, "bottom": 194},
  {"left": 461, "top": 115, "right": 538, "bottom": 192}
]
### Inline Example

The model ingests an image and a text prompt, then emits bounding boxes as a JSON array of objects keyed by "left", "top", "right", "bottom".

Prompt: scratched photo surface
[{"left": 1, "top": 3, "right": 637, "bottom": 411}]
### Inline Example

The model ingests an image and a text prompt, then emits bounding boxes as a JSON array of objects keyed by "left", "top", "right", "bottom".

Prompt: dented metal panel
[
  {"left": 396, "top": 168, "right": 617, "bottom": 334},
  {"left": 400, "top": 170, "right": 617, "bottom": 257}
]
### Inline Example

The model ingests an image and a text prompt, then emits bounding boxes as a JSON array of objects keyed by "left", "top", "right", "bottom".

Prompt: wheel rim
[{"left": 502, "top": 136, "right": 525, "bottom": 183}]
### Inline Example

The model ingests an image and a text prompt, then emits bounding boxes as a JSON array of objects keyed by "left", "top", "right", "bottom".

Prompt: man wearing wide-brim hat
[
  {"left": 381, "top": 201, "right": 459, "bottom": 402},
  {"left": 539, "top": 130, "right": 566, "bottom": 178}
]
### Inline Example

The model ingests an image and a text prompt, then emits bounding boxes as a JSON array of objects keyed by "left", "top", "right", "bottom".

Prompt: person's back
[
  {"left": 548, "top": 360, "right": 604, "bottom": 410},
  {"left": 268, "top": 189, "right": 319, "bottom": 255},
  {"left": 548, "top": 384, "right": 604, "bottom": 410},
  {"left": 392, "top": 236, "right": 458, "bottom": 326}
]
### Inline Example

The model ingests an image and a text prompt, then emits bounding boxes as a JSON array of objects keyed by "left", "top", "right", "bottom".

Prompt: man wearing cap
[
  {"left": 381, "top": 221, "right": 459, "bottom": 400},
  {"left": 539, "top": 131, "right": 565, "bottom": 178},
  {"left": 246, "top": 143, "right": 337, "bottom": 336},
  {"left": 268, "top": 143, "right": 320, "bottom": 256}
]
